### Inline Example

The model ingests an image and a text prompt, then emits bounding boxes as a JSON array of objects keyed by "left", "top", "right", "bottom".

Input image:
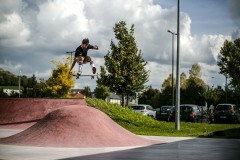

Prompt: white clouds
[
  {"left": 146, "top": 61, "right": 171, "bottom": 89},
  {"left": 180, "top": 34, "right": 231, "bottom": 66},
  {"left": 0, "top": 13, "right": 31, "bottom": 47},
  {"left": 0, "top": 0, "right": 235, "bottom": 90},
  {"left": 35, "top": 0, "right": 89, "bottom": 48}
]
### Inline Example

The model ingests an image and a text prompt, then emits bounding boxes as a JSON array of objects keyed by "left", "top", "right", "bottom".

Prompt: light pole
[
  {"left": 66, "top": 51, "right": 75, "bottom": 64},
  {"left": 175, "top": 0, "right": 181, "bottom": 130},
  {"left": 225, "top": 76, "right": 228, "bottom": 103},
  {"left": 167, "top": 30, "right": 177, "bottom": 108},
  {"left": 19, "top": 70, "right": 21, "bottom": 98}
]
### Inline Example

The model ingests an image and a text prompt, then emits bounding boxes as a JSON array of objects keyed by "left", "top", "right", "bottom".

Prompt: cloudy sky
[{"left": 0, "top": 0, "right": 240, "bottom": 91}]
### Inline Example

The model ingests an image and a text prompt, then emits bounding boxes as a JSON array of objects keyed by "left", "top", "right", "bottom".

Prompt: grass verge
[{"left": 86, "top": 98, "right": 240, "bottom": 138}]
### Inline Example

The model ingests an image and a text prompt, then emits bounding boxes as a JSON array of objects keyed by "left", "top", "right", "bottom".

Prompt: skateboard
[{"left": 72, "top": 73, "right": 98, "bottom": 79}]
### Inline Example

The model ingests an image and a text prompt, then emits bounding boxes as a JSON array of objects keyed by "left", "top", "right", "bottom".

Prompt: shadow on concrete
[{"left": 60, "top": 138, "right": 240, "bottom": 160}]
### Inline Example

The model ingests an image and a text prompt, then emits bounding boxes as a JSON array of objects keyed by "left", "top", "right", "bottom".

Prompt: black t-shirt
[{"left": 75, "top": 44, "right": 94, "bottom": 57}]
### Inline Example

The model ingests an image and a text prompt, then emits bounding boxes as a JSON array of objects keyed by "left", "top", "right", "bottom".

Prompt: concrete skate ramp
[
  {"left": 0, "top": 105, "right": 163, "bottom": 147},
  {"left": 0, "top": 98, "right": 86, "bottom": 124}
]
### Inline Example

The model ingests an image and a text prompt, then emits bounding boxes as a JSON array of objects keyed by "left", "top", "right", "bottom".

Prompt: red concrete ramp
[
  {"left": 0, "top": 98, "right": 86, "bottom": 124},
  {"left": 0, "top": 105, "right": 163, "bottom": 147}
]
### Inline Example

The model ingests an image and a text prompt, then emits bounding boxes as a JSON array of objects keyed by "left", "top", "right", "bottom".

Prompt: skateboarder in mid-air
[{"left": 69, "top": 38, "right": 99, "bottom": 76}]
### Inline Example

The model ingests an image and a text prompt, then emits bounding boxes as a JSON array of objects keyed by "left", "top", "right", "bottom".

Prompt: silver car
[{"left": 131, "top": 104, "right": 156, "bottom": 118}]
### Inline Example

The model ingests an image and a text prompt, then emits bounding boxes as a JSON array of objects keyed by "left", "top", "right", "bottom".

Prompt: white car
[{"left": 131, "top": 104, "right": 156, "bottom": 118}]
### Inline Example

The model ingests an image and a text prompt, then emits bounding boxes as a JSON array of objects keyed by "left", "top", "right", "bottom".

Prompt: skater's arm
[
  {"left": 93, "top": 45, "right": 99, "bottom": 50},
  {"left": 88, "top": 44, "right": 98, "bottom": 50}
]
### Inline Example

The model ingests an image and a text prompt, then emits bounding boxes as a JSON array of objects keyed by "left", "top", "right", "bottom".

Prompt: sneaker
[
  {"left": 77, "top": 71, "right": 81, "bottom": 76},
  {"left": 92, "top": 67, "right": 96, "bottom": 74}
]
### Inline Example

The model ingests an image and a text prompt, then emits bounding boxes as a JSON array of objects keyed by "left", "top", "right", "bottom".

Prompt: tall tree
[
  {"left": 100, "top": 21, "right": 149, "bottom": 106},
  {"left": 218, "top": 39, "right": 240, "bottom": 84},
  {"left": 161, "top": 74, "right": 174, "bottom": 105},
  {"left": 27, "top": 74, "right": 38, "bottom": 88},
  {"left": 81, "top": 86, "right": 92, "bottom": 97},
  {"left": 189, "top": 63, "right": 202, "bottom": 78},
  {"left": 95, "top": 67, "right": 110, "bottom": 100},
  {"left": 94, "top": 84, "right": 110, "bottom": 100},
  {"left": 218, "top": 39, "right": 240, "bottom": 105},
  {"left": 138, "top": 86, "right": 160, "bottom": 108},
  {"left": 0, "top": 68, "right": 18, "bottom": 86},
  {"left": 161, "top": 74, "right": 174, "bottom": 92},
  {"left": 182, "top": 64, "right": 206, "bottom": 104},
  {"left": 180, "top": 72, "right": 187, "bottom": 89}
]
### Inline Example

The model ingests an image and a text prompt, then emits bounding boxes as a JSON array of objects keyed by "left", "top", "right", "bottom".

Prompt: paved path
[{"left": 1, "top": 129, "right": 239, "bottom": 160}]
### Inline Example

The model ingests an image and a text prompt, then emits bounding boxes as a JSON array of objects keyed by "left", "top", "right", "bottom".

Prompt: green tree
[
  {"left": 94, "top": 84, "right": 110, "bottom": 100},
  {"left": 181, "top": 63, "right": 207, "bottom": 105},
  {"left": 138, "top": 86, "right": 160, "bottom": 108},
  {"left": 81, "top": 86, "right": 92, "bottom": 97},
  {"left": 28, "top": 74, "right": 38, "bottom": 88},
  {"left": 160, "top": 63, "right": 207, "bottom": 105},
  {"left": 189, "top": 63, "right": 202, "bottom": 78},
  {"left": 100, "top": 21, "right": 149, "bottom": 106},
  {"left": 218, "top": 38, "right": 240, "bottom": 105},
  {"left": 161, "top": 74, "right": 174, "bottom": 106},
  {"left": 161, "top": 74, "right": 174, "bottom": 92},
  {"left": 95, "top": 66, "right": 111, "bottom": 100},
  {"left": 0, "top": 68, "right": 18, "bottom": 86},
  {"left": 180, "top": 72, "right": 187, "bottom": 89},
  {"left": 21, "top": 75, "right": 28, "bottom": 88}
]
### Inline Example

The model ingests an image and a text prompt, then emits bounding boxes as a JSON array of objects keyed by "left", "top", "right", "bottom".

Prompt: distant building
[
  {"left": 105, "top": 93, "right": 121, "bottom": 105},
  {"left": 3, "top": 89, "right": 21, "bottom": 96},
  {"left": 70, "top": 89, "right": 83, "bottom": 95},
  {"left": 70, "top": 89, "right": 85, "bottom": 99},
  {"left": 71, "top": 93, "right": 85, "bottom": 99},
  {"left": 105, "top": 93, "right": 138, "bottom": 106}
]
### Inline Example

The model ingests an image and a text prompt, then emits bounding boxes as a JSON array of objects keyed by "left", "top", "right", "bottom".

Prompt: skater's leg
[
  {"left": 78, "top": 61, "right": 83, "bottom": 75},
  {"left": 90, "top": 61, "right": 96, "bottom": 74},
  {"left": 76, "top": 56, "right": 84, "bottom": 75},
  {"left": 85, "top": 56, "right": 96, "bottom": 74}
]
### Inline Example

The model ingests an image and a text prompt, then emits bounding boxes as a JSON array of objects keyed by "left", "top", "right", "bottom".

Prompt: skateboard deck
[{"left": 72, "top": 74, "right": 98, "bottom": 79}]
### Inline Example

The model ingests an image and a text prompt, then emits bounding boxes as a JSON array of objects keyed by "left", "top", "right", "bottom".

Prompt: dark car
[
  {"left": 154, "top": 108, "right": 161, "bottom": 120},
  {"left": 167, "top": 104, "right": 201, "bottom": 122},
  {"left": 156, "top": 106, "right": 174, "bottom": 121},
  {"left": 167, "top": 107, "right": 175, "bottom": 122},
  {"left": 214, "top": 104, "right": 240, "bottom": 123}
]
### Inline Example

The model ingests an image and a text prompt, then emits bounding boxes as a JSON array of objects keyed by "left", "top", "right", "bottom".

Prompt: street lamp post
[
  {"left": 225, "top": 76, "right": 228, "bottom": 103},
  {"left": 19, "top": 70, "right": 21, "bottom": 98},
  {"left": 175, "top": 0, "right": 181, "bottom": 130},
  {"left": 167, "top": 30, "right": 177, "bottom": 108}
]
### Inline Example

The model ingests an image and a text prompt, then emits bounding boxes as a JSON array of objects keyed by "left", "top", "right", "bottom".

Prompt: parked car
[
  {"left": 167, "top": 107, "right": 175, "bottom": 122},
  {"left": 156, "top": 106, "right": 174, "bottom": 121},
  {"left": 154, "top": 108, "right": 161, "bottom": 120},
  {"left": 130, "top": 104, "right": 156, "bottom": 118},
  {"left": 214, "top": 104, "right": 240, "bottom": 124},
  {"left": 167, "top": 104, "right": 201, "bottom": 122}
]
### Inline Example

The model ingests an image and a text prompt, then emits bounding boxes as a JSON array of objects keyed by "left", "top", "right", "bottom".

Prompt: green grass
[
  {"left": 0, "top": 86, "right": 19, "bottom": 90},
  {"left": 86, "top": 98, "right": 240, "bottom": 138}
]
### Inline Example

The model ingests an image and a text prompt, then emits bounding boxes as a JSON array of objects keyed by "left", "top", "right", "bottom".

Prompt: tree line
[
  {"left": 138, "top": 63, "right": 233, "bottom": 108},
  {"left": 0, "top": 68, "right": 39, "bottom": 97}
]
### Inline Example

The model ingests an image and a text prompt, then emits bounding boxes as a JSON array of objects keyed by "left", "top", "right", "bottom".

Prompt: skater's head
[{"left": 81, "top": 38, "right": 89, "bottom": 49}]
